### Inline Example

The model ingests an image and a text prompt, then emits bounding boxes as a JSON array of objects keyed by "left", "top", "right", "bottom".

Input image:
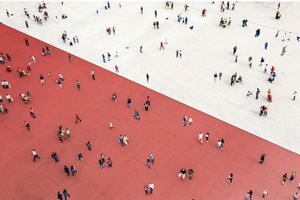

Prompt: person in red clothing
[
  {"left": 271, "top": 66, "right": 275, "bottom": 74},
  {"left": 267, "top": 94, "right": 272, "bottom": 102}
]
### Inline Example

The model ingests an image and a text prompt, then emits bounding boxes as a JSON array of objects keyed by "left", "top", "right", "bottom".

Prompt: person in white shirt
[
  {"left": 31, "top": 56, "right": 36, "bottom": 63},
  {"left": 32, "top": 149, "right": 40, "bottom": 162},
  {"left": 0, "top": 95, "right": 2, "bottom": 103},
  {"left": 188, "top": 117, "right": 193, "bottom": 126},
  {"left": 198, "top": 132, "right": 203, "bottom": 144},
  {"left": 148, "top": 183, "right": 154, "bottom": 193},
  {"left": 5, "top": 94, "right": 13, "bottom": 103}
]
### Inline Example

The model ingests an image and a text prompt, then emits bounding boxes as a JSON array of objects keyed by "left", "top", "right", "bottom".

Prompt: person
[
  {"left": 146, "top": 73, "right": 149, "bottom": 82},
  {"left": 140, "top": 45, "right": 143, "bottom": 53},
  {"left": 290, "top": 171, "right": 296, "bottom": 182},
  {"left": 205, "top": 132, "right": 210, "bottom": 142},
  {"left": 63, "top": 189, "right": 70, "bottom": 200},
  {"left": 86, "top": 141, "right": 92, "bottom": 151},
  {"left": 178, "top": 168, "right": 187, "bottom": 180},
  {"left": 294, "top": 192, "right": 298, "bottom": 200},
  {"left": 262, "top": 189, "right": 268, "bottom": 198},
  {"left": 64, "top": 165, "right": 70, "bottom": 176},
  {"left": 255, "top": 29, "right": 261, "bottom": 37},
  {"left": 282, "top": 173, "right": 288, "bottom": 185},
  {"left": 112, "top": 92, "right": 117, "bottom": 103},
  {"left": 109, "top": 121, "right": 113, "bottom": 130},
  {"left": 127, "top": 98, "right": 132, "bottom": 108},
  {"left": 107, "top": 157, "right": 112, "bottom": 168},
  {"left": 227, "top": 173, "right": 234, "bottom": 184},
  {"left": 293, "top": 91, "right": 297, "bottom": 101},
  {"left": 259, "top": 154, "right": 266, "bottom": 164},
  {"left": 24, "top": 121, "right": 30, "bottom": 131},
  {"left": 217, "top": 140, "right": 222, "bottom": 150},
  {"left": 30, "top": 107, "right": 36, "bottom": 119},
  {"left": 57, "top": 191, "right": 63, "bottom": 200},
  {"left": 188, "top": 169, "right": 194, "bottom": 180},
  {"left": 78, "top": 153, "right": 83, "bottom": 161},
  {"left": 51, "top": 152, "right": 59, "bottom": 162},
  {"left": 123, "top": 135, "right": 129, "bottom": 146},
  {"left": 90, "top": 70, "right": 95, "bottom": 80},
  {"left": 233, "top": 46, "right": 237, "bottom": 55},
  {"left": 198, "top": 132, "right": 203, "bottom": 144},
  {"left": 256, "top": 88, "right": 260, "bottom": 99},
  {"left": 148, "top": 183, "right": 154, "bottom": 193},
  {"left": 140, "top": 6, "right": 143, "bottom": 14},
  {"left": 32, "top": 149, "right": 40, "bottom": 162},
  {"left": 40, "top": 74, "right": 45, "bottom": 84},
  {"left": 75, "top": 114, "right": 82, "bottom": 123},
  {"left": 70, "top": 165, "right": 77, "bottom": 175},
  {"left": 75, "top": 80, "right": 80, "bottom": 89},
  {"left": 134, "top": 110, "right": 140, "bottom": 120}
]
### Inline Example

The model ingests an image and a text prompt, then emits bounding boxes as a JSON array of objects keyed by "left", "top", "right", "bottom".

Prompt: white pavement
[{"left": 1, "top": 1, "right": 300, "bottom": 154}]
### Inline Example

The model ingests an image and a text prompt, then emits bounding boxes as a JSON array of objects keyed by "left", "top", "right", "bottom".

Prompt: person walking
[
  {"left": 63, "top": 189, "right": 70, "bottom": 200},
  {"left": 75, "top": 114, "right": 82, "bottom": 123},
  {"left": 24, "top": 121, "right": 30, "bottom": 131},
  {"left": 57, "top": 191, "right": 63, "bottom": 200},
  {"left": 64, "top": 165, "right": 70, "bottom": 176},
  {"left": 75, "top": 80, "right": 80, "bottom": 90},
  {"left": 32, "top": 149, "right": 40, "bottom": 162},
  {"left": 256, "top": 88, "right": 260, "bottom": 99},
  {"left": 30, "top": 108, "right": 36, "bottom": 119},
  {"left": 146, "top": 73, "right": 149, "bottom": 82}
]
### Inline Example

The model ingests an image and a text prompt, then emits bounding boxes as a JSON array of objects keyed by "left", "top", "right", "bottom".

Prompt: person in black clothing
[
  {"left": 57, "top": 191, "right": 63, "bottom": 200},
  {"left": 6, "top": 53, "right": 11, "bottom": 61},
  {"left": 25, "top": 38, "right": 29, "bottom": 46},
  {"left": 86, "top": 141, "right": 92, "bottom": 151},
  {"left": 75, "top": 114, "right": 82, "bottom": 123},
  {"left": 259, "top": 154, "right": 266, "bottom": 164},
  {"left": 24, "top": 121, "right": 30, "bottom": 131},
  {"left": 127, "top": 98, "right": 132, "bottom": 108},
  {"left": 64, "top": 165, "right": 70, "bottom": 176},
  {"left": 51, "top": 152, "right": 59, "bottom": 162}
]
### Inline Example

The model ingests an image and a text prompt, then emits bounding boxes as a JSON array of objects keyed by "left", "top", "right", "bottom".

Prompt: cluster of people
[
  {"left": 64, "top": 165, "right": 77, "bottom": 176},
  {"left": 119, "top": 134, "right": 129, "bottom": 146},
  {"left": 20, "top": 91, "right": 31, "bottom": 104},
  {"left": 152, "top": 21, "right": 160, "bottom": 29},
  {"left": 177, "top": 14, "right": 188, "bottom": 24},
  {"left": 178, "top": 168, "right": 194, "bottom": 180},
  {"left": 106, "top": 27, "right": 116, "bottom": 35},
  {"left": 98, "top": 153, "right": 112, "bottom": 168},
  {"left": 42, "top": 46, "right": 51, "bottom": 56},
  {"left": 0, "top": 52, "right": 11, "bottom": 64},
  {"left": 230, "top": 73, "right": 243, "bottom": 86},
  {"left": 165, "top": 1, "right": 174, "bottom": 9},
  {"left": 219, "top": 17, "right": 231, "bottom": 28},
  {"left": 259, "top": 105, "right": 268, "bottom": 116},
  {"left": 182, "top": 115, "right": 193, "bottom": 126},
  {"left": 57, "top": 125, "right": 71, "bottom": 142}
]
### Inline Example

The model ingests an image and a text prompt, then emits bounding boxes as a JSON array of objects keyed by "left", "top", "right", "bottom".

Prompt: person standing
[
  {"left": 140, "top": 45, "right": 143, "bottom": 53},
  {"left": 25, "top": 38, "right": 29, "bottom": 46},
  {"left": 154, "top": 10, "right": 157, "bottom": 18},
  {"left": 32, "top": 149, "right": 40, "bottom": 162},
  {"left": 90, "top": 70, "right": 95, "bottom": 80},
  {"left": 264, "top": 42, "right": 268, "bottom": 50},
  {"left": 140, "top": 6, "right": 143, "bottom": 14},
  {"left": 233, "top": 46, "right": 237, "bottom": 55},
  {"left": 259, "top": 154, "right": 266, "bottom": 164},
  {"left": 205, "top": 132, "right": 210, "bottom": 143},
  {"left": 227, "top": 173, "right": 234, "bottom": 184},
  {"left": 256, "top": 88, "right": 260, "bottom": 99},
  {"left": 198, "top": 132, "right": 203, "bottom": 144},
  {"left": 115, "top": 65, "right": 119, "bottom": 73},
  {"left": 293, "top": 91, "right": 297, "bottom": 101},
  {"left": 25, "top": 20, "right": 29, "bottom": 28},
  {"left": 188, "top": 117, "right": 193, "bottom": 126},
  {"left": 146, "top": 73, "right": 149, "bottom": 82},
  {"left": 70, "top": 165, "right": 77, "bottom": 175},
  {"left": 57, "top": 191, "right": 63, "bottom": 200}
]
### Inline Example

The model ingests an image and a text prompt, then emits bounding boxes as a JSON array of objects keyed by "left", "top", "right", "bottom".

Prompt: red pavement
[{"left": 0, "top": 24, "right": 299, "bottom": 200}]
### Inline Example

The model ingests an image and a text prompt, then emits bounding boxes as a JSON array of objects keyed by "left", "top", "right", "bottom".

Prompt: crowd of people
[{"left": 1, "top": 1, "right": 300, "bottom": 200}]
